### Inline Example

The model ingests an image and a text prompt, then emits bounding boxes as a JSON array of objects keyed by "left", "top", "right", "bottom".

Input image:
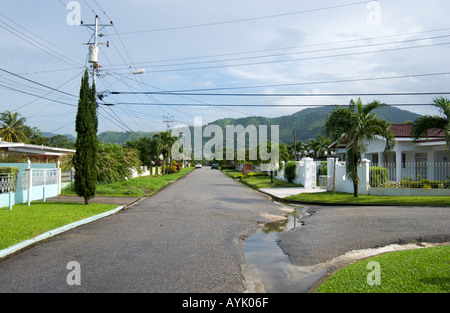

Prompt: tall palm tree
[
  {"left": 325, "top": 98, "right": 395, "bottom": 197},
  {"left": 153, "top": 131, "right": 177, "bottom": 174},
  {"left": 0, "top": 111, "right": 28, "bottom": 142},
  {"left": 411, "top": 97, "right": 450, "bottom": 148}
]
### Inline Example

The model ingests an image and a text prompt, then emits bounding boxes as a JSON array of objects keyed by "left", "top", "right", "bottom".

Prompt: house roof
[
  {"left": 330, "top": 123, "right": 446, "bottom": 150},
  {"left": 390, "top": 124, "right": 445, "bottom": 138},
  {"left": 0, "top": 141, "right": 75, "bottom": 156}
]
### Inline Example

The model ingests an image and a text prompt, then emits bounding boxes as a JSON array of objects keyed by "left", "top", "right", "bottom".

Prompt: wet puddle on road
[{"left": 243, "top": 208, "right": 327, "bottom": 293}]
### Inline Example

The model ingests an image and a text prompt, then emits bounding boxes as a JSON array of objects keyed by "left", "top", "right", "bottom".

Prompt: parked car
[
  {"left": 195, "top": 163, "right": 202, "bottom": 169},
  {"left": 211, "top": 163, "right": 219, "bottom": 169}
]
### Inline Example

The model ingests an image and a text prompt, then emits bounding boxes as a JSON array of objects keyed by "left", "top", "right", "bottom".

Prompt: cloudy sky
[{"left": 1, "top": 0, "right": 449, "bottom": 136}]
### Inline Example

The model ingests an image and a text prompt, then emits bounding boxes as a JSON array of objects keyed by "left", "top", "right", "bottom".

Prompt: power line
[
  {"left": 115, "top": 1, "right": 368, "bottom": 35},
  {"left": 0, "top": 68, "right": 78, "bottom": 98},
  {"left": 123, "top": 27, "right": 450, "bottom": 66},
  {"left": 134, "top": 72, "right": 450, "bottom": 93},
  {"left": 130, "top": 34, "right": 450, "bottom": 69},
  {"left": 120, "top": 41, "right": 450, "bottom": 73},
  {"left": 106, "top": 91, "right": 450, "bottom": 97},
  {"left": 0, "top": 83, "right": 77, "bottom": 107},
  {"left": 100, "top": 102, "right": 441, "bottom": 108}
]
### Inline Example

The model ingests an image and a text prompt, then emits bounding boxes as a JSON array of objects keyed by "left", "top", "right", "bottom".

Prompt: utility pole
[
  {"left": 80, "top": 15, "right": 113, "bottom": 84},
  {"left": 293, "top": 130, "right": 297, "bottom": 161},
  {"left": 163, "top": 114, "right": 174, "bottom": 130}
]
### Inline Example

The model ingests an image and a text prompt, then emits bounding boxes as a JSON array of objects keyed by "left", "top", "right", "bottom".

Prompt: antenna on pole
[
  {"left": 163, "top": 114, "right": 174, "bottom": 130},
  {"left": 80, "top": 15, "right": 113, "bottom": 84}
]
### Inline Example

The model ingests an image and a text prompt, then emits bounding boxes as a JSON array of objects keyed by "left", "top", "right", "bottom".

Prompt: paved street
[
  {"left": 0, "top": 168, "right": 286, "bottom": 292},
  {"left": 0, "top": 168, "right": 449, "bottom": 293}
]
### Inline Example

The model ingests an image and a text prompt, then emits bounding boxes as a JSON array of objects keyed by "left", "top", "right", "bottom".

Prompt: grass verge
[
  {"left": 316, "top": 245, "right": 450, "bottom": 293},
  {"left": 221, "top": 169, "right": 303, "bottom": 189},
  {"left": 0, "top": 202, "right": 117, "bottom": 250},
  {"left": 62, "top": 167, "right": 195, "bottom": 197},
  {"left": 286, "top": 191, "right": 450, "bottom": 207}
]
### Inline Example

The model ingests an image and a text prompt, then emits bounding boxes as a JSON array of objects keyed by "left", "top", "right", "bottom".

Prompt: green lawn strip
[
  {"left": 221, "top": 169, "right": 303, "bottom": 189},
  {"left": 0, "top": 202, "right": 117, "bottom": 250},
  {"left": 286, "top": 191, "right": 450, "bottom": 207},
  {"left": 62, "top": 167, "right": 195, "bottom": 197},
  {"left": 316, "top": 245, "right": 450, "bottom": 293}
]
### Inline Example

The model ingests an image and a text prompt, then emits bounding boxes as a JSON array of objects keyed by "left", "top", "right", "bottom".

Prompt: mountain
[
  {"left": 41, "top": 132, "right": 76, "bottom": 141},
  {"left": 93, "top": 106, "right": 421, "bottom": 146},
  {"left": 205, "top": 106, "right": 421, "bottom": 144},
  {"left": 97, "top": 131, "right": 155, "bottom": 144}
]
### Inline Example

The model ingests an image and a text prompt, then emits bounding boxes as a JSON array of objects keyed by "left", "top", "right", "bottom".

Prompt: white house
[
  {"left": 334, "top": 124, "right": 450, "bottom": 182},
  {"left": 0, "top": 140, "right": 75, "bottom": 163}
]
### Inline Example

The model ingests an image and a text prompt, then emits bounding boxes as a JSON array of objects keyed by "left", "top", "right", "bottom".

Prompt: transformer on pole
[{"left": 80, "top": 15, "right": 113, "bottom": 83}]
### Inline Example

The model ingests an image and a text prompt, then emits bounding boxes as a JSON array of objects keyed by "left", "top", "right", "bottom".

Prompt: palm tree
[
  {"left": 0, "top": 111, "right": 28, "bottom": 142},
  {"left": 308, "top": 135, "right": 332, "bottom": 159},
  {"left": 153, "top": 131, "right": 177, "bottom": 174},
  {"left": 411, "top": 97, "right": 450, "bottom": 148},
  {"left": 325, "top": 98, "right": 395, "bottom": 197}
]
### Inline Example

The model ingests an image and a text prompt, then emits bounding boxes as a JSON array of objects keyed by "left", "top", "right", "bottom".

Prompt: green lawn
[
  {"left": 286, "top": 191, "right": 450, "bottom": 207},
  {"left": 0, "top": 202, "right": 117, "bottom": 250},
  {"left": 222, "top": 169, "right": 303, "bottom": 189},
  {"left": 316, "top": 245, "right": 450, "bottom": 293},
  {"left": 62, "top": 167, "right": 195, "bottom": 197}
]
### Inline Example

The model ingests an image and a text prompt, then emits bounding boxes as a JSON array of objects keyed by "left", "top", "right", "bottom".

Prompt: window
[{"left": 415, "top": 152, "right": 427, "bottom": 180}]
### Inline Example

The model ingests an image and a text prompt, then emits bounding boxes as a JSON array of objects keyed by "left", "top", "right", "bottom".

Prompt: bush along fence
[
  {"left": 327, "top": 158, "right": 450, "bottom": 196},
  {"left": 0, "top": 160, "right": 62, "bottom": 210}
]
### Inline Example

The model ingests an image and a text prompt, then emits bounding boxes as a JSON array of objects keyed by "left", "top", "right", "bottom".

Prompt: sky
[{"left": 1, "top": 0, "right": 449, "bottom": 137}]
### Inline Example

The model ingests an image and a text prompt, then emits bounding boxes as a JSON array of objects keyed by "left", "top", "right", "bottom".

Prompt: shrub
[
  {"left": 284, "top": 161, "right": 297, "bottom": 183},
  {"left": 0, "top": 167, "right": 19, "bottom": 175},
  {"left": 370, "top": 166, "right": 389, "bottom": 187},
  {"left": 220, "top": 165, "right": 235, "bottom": 170},
  {"left": 399, "top": 178, "right": 450, "bottom": 189}
]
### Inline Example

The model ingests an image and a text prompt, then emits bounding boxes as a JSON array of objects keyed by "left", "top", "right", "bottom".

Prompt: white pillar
[
  {"left": 360, "top": 159, "right": 371, "bottom": 195},
  {"left": 396, "top": 151, "right": 402, "bottom": 182}
]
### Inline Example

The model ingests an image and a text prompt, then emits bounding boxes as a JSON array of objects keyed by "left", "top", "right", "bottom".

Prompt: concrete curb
[
  {"left": 0, "top": 205, "right": 124, "bottom": 260},
  {"left": 0, "top": 169, "right": 196, "bottom": 260}
]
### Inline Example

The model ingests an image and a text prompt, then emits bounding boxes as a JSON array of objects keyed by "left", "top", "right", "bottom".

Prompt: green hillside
[
  {"left": 208, "top": 106, "right": 420, "bottom": 144},
  {"left": 95, "top": 106, "right": 420, "bottom": 145},
  {"left": 98, "top": 131, "right": 155, "bottom": 144}
]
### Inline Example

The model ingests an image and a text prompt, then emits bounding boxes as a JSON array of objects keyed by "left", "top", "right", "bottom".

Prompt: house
[
  {"left": 334, "top": 124, "right": 450, "bottom": 182},
  {"left": 0, "top": 140, "right": 75, "bottom": 163}
]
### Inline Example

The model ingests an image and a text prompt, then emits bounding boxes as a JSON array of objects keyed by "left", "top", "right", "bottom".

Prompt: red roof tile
[{"left": 390, "top": 124, "right": 445, "bottom": 138}]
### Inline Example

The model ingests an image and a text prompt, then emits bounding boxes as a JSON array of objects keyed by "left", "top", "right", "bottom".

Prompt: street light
[{"left": 97, "top": 69, "right": 146, "bottom": 100}]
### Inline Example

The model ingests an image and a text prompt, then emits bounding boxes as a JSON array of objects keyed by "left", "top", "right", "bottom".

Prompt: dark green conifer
[{"left": 74, "top": 70, "right": 98, "bottom": 205}]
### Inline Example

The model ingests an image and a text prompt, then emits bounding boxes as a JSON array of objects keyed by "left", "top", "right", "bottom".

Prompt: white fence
[
  {"left": 327, "top": 158, "right": 450, "bottom": 196},
  {"left": 0, "top": 168, "right": 62, "bottom": 210},
  {"left": 275, "top": 158, "right": 317, "bottom": 189}
]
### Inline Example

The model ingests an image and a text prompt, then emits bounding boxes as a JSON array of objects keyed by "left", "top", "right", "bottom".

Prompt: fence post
[
  {"left": 360, "top": 159, "right": 371, "bottom": 195},
  {"left": 9, "top": 190, "right": 12, "bottom": 211},
  {"left": 26, "top": 159, "right": 32, "bottom": 206},
  {"left": 57, "top": 161, "right": 62, "bottom": 195}
]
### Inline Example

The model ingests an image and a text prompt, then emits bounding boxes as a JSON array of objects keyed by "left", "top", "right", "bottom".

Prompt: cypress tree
[{"left": 74, "top": 69, "right": 98, "bottom": 205}]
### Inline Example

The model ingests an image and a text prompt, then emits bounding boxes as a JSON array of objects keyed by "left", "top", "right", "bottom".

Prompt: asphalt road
[
  {"left": 0, "top": 168, "right": 448, "bottom": 293},
  {"left": 0, "top": 167, "right": 286, "bottom": 292},
  {"left": 278, "top": 204, "right": 450, "bottom": 267}
]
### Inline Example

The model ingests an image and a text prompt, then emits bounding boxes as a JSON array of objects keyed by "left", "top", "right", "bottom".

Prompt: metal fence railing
[
  {"left": 369, "top": 162, "right": 450, "bottom": 188},
  {"left": 0, "top": 173, "right": 17, "bottom": 193}
]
